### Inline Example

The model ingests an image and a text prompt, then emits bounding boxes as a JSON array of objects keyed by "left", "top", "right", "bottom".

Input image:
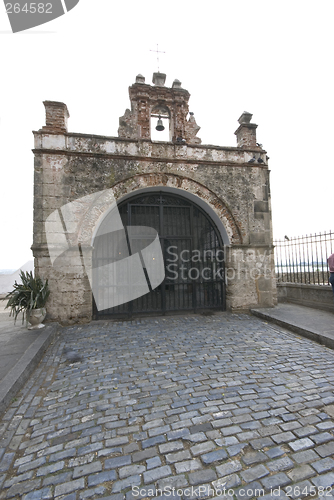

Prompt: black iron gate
[{"left": 93, "top": 192, "right": 225, "bottom": 318}]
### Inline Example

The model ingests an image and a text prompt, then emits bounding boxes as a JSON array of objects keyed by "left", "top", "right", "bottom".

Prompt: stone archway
[
  {"left": 88, "top": 173, "right": 243, "bottom": 247},
  {"left": 43, "top": 173, "right": 245, "bottom": 322},
  {"left": 92, "top": 189, "right": 228, "bottom": 318}
]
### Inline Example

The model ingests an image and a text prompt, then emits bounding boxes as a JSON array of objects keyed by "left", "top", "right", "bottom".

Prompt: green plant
[{"left": 5, "top": 271, "right": 50, "bottom": 324}]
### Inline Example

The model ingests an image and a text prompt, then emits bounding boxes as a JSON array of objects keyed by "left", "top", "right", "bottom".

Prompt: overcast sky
[{"left": 0, "top": 0, "right": 333, "bottom": 269}]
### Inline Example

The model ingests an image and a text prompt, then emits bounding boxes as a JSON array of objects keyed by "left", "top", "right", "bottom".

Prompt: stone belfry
[{"left": 118, "top": 72, "right": 201, "bottom": 144}]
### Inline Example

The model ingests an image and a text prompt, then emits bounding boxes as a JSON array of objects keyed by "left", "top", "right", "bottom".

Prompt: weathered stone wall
[
  {"left": 32, "top": 136, "right": 276, "bottom": 322},
  {"left": 277, "top": 283, "right": 333, "bottom": 312},
  {"left": 32, "top": 78, "right": 277, "bottom": 323}
]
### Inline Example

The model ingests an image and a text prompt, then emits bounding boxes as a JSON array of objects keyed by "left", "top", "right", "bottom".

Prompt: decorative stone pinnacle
[
  {"left": 172, "top": 79, "right": 182, "bottom": 89},
  {"left": 152, "top": 72, "right": 166, "bottom": 87},
  {"left": 238, "top": 111, "right": 253, "bottom": 125},
  {"left": 136, "top": 74, "right": 145, "bottom": 84}
]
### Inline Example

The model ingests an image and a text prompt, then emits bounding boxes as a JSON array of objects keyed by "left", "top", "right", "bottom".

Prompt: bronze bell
[{"left": 156, "top": 115, "right": 165, "bottom": 131}]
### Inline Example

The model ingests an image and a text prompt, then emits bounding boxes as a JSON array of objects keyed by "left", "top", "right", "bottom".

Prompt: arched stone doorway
[{"left": 93, "top": 190, "right": 226, "bottom": 318}]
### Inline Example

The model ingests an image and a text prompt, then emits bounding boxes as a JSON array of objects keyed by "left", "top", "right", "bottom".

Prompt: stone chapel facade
[{"left": 32, "top": 72, "right": 277, "bottom": 324}]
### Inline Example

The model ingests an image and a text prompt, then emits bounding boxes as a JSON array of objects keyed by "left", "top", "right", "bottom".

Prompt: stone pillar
[
  {"left": 234, "top": 111, "right": 258, "bottom": 148},
  {"left": 225, "top": 245, "right": 277, "bottom": 311},
  {"left": 152, "top": 72, "right": 166, "bottom": 86},
  {"left": 42, "top": 101, "right": 69, "bottom": 133},
  {"left": 136, "top": 74, "right": 145, "bottom": 84}
]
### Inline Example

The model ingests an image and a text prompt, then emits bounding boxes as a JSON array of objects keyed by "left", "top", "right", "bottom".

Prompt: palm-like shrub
[{"left": 5, "top": 271, "right": 50, "bottom": 324}]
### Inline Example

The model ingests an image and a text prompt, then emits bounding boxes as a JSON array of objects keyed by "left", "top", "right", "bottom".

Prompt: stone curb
[
  {"left": 0, "top": 322, "right": 60, "bottom": 416},
  {"left": 251, "top": 308, "right": 334, "bottom": 350}
]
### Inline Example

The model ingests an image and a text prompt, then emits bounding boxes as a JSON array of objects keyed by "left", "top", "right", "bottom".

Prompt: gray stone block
[
  {"left": 190, "top": 441, "right": 215, "bottom": 456},
  {"left": 250, "top": 437, "right": 274, "bottom": 449},
  {"left": 292, "top": 449, "right": 319, "bottom": 464},
  {"left": 73, "top": 461, "right": 102, "bottom": 479},
  {"left": 242, "top": 451, "right": 267, "bottom": 466},
  {"left": 221, "top": 425, "right": 242, "bottom": 436},
  {"left": 214, "top": 472, "right": 241, "bottom": 489},
  {"left": 315, "top": 441, "right": 334, "bottom": 457},
  {"left": 88, "top": 470, "right": 117, "bottom": 487},
  {"left": 272, "top": 431, "right": 295, "bottom": 444},
  {"left": 183, "top": 432, "right": 207, "bottom": 443},
  {"left": 241, "top": 464, "right": 269, "bottom": 483},
  {"left": 261, "top": 472, "right": 291, "bottom": 490},
  {"left": 167, "top": 428, "right": 190, "bottom": 441},
  {"left": 227, "top": 443, "right": 248, "bottom": 457},
  {"left": 18, "top": 457, "right": 47, "bottom": 474},
  {"left": 142, "top": 435, "right": 166, "bottom": 448},
  {"left": 146, "top": 456, "right": 161, "bottom": 469},
  {"left": 311, "top": 457, "right": 334, "bottom": 474},
  {"left": 119, "top": 464, "right": 146, "bottom": 479},
  {"left": 105, "top": 455, "right": 131, "bottom": 469},
  {"left": 311, "top": 432, "right": 333, "bottom": 445},
  {"left": 36, "top": 460, "right": 65, "bottom": 476},
  {"left": 112, "top": 475, "right": 141, "bottom": 493},
  {"left": 166, "top": 450, "right": 191, "bottom": 464},
  {"left": 264, "top": 446, "right": 285, "bottom": 459},
  {"left": 311, "top": 472, "right": 334, "bottom": 488},
  {"left": 159, "top": 441, "right": 184, "bottom": 454},
  {"left": 132, "top": 447, "right": 157, "bottom": 462},
  {"left": 293, "top": 426, "right": 317, "bottom": 438},
  {"left": 54, "top": 478, "right": 85, "bottom": 497},
  {"left": 188, "top": 468, "right": 217, "bottom": 485},
  {"left": 216, "top": 459, "right": 242, "bottom": 477},
  {"left": 201, "top": 449, "right": 228, "bottom": 464},
  {"left": 174, "top": 459, "right": 201, "bottom": 474},
  {"left": 287, "top": 464, "right": 315, "bottom": 482},
  {"left": 143, "top": 465, "right": 172, "bottom": 484},
  {"left": 22, "top": 487, "right": 53, "bottom": 500},
  {"left": 42, "top": 472, "right": 72, "bottom": 487},
  {"left": 267, "top": 457, "right": 294, "bottom": 472},
  {"left": 289, "top": 437, "right": 314, "bottom": 452}
]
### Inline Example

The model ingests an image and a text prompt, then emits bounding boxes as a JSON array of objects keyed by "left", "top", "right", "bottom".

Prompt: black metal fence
[{"left": 274, "top": 231, "right": 334, "bottom": 285}]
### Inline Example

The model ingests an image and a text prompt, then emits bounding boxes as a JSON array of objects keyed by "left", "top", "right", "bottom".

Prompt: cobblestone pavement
[{"left": 1, "top": 313, "right": 334, "bottom": 500}]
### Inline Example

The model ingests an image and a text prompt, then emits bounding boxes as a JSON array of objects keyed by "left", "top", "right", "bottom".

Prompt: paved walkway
[
  {"left": 0, "top": 312, "right": 334, "bottom": 499},
  {"left": 0, "top": 298, "right": 58, "bottom": 416},
  {"left": 251, "top": 304, "right": 334, "bottom": 350},
  {"left": 0, "top": 309, "right": 41, "bottom": 383}
]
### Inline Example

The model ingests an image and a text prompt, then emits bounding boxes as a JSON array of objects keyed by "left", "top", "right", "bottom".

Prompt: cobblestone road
[{"left": 0, "top": 313, "right": 334, "bottom": 500}]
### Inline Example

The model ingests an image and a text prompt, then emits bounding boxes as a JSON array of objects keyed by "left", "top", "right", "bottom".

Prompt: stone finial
[
  {"left": 238, "top": 111, "right": 253, "bottom": 124},
  {"left": 235, "top": 111, "right": 258, "bottom": 149},
  {"left": 42, "top": 101, "right": 69, "bottom": 133},
  {"left": 172, "top": 79, "right": 182, "bottom": 89},
  {"left": 136, "top": 74, "right": 145, "bottom": 84},
  {"left": 152, "top": 72, "right": 166, "bottom": 87}
]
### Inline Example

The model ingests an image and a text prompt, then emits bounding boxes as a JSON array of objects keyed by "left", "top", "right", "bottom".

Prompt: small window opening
[{"left": 150, "top": 104, "right": 171, "bottom": 142}]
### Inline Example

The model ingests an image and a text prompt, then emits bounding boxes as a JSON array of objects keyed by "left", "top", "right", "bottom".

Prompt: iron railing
[{"left": 274, "top": 231, "right": 334, "bottom": 285}]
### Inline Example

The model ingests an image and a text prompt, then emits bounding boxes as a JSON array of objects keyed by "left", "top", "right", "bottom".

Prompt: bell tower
[{"left": 118, "top": 73, "right": 201, "bottom": 144}]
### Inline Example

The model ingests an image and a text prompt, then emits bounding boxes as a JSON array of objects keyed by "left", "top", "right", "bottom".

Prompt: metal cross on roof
[{"left": 149, "top": 44, "right": 166, "bottom": 72}]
